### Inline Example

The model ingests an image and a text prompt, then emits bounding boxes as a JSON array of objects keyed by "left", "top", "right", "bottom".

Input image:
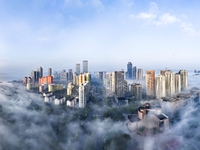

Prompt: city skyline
[{"left": 0, "top": 0, "right": 200, "bottom": 77}]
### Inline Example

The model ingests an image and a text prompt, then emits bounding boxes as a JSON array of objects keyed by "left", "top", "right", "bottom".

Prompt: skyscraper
[
  {"left": 110, "top": 71, "right": 125, "bottom": 97},
  {"left": 79, "top": 82, "right": 89, "bottom": 108},
  {"left": 48, "top": 68, "right": 52, "bottom": 76},
  {"left": 127, "top": 62, "right": 133, "bottom": 79},
  {"left": 30, "top": 70, "right": 37, "bottom": 83},
  {"left": 179, "top": 70, "right": 188, "bottom": 91},
  {"left": 68, "top": 69, "right": 73, "bottom": 81},
  {"left": 165, "top": 70, "right": 175, "bottom": 97},
  {"left": 155, "top": 75, "right": 166, "bottom": 99},
  {"left": 133, "top": 66, "right": 137, "bottom": 80},
  {"left": 76, "top": 64, "right": 80, "bottom": 75},
  {"left": 83, "top": 60, "right": 88, "bottom": 73},
  {"left": 137, "top": 68, "right": 143, "bottom": 80},
  {"left": 146, "top": 70, "right": 155, "bottom": 98},
  {"left": 37, "top": 67, "right": 43, "bottom": 78},
  {"left": 131, "top": 83, "right": 142, "bottom": 100},
  {"left": 175, "top": 73, "right": 181, "bottom": 94}
]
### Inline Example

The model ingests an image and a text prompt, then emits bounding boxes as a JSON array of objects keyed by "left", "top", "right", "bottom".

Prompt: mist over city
[{"left": 1, "top": 0, "right": 200, "bottom": 150}]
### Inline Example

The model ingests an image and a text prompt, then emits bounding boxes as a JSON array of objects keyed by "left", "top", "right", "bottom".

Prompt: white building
[
  {"left": 67, "top": 97, "right": 77, "bottom": 107},
  {"left": 43, "top": 92, "right": 53, "bottom": 97},
  {"left": 55, "top": 96, "right": 66, "bottom": 105},
  {"left": 79, "top": 82, "right": 89, "bottom": 108},
  {"left": 67, "top": 82, "right": 74, "bottom": 96},
  {"left": 179, "top": 70, "right": 188, "bottom": 91},
  {"left": 44, "top": 95, "right": 55, "bottom": 103},
  {"left": 155, "top": 75, "right": 166, "bottom": 99},
  {"left": 175, "top": 73, "right": 181, "bottom": 94},
  {"left": 164, "top": 71, "right": 175, "bottom": 97}
]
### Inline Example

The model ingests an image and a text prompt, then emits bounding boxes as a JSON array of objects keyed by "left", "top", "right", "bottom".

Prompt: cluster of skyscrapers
[
  {"left": 126, "top": 62, "right": 143, "bottom": 80},
  {"left": 23, "top": 67, "right": 52, "bottom": 84},
  {"left": 23, "top": 60, "right": 188, "bottom": 109},
  {"left": 146, "top": 70, "right": 188, "bottom": 99},
  {"left": 97, "top": 71, "right": 142, "bottom": 100}
]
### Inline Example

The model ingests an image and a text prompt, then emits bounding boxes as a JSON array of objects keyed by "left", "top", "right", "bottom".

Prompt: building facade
[
  {"left": 137, "top": 68, "right": 143, "bottom": 80},
  {"left": 146, "top": 70, "right": 155, "bottom": 98},
  {"left": 127, "top": 62, "right": 133, "bottom": 79},
  {"left": 79, "top": 82, "right": 89, "bottom": 108},
  {"left": 133, "top": 66, "right": 137, "bottom": 80},
  {"left": 110, "top": 71, "right": 125, "bottom": 97},
  {"left": 83, "top": 60, "right": 88, "bottom": 73},
  {"left": 48, "top": 68, "right": 52, "bottom": 76},
  {"left": 155, "top": 75, "right": 166, "bottom": 99},
  {"left": 76, "top": 64, "right": 80, "bottom": 75},
  {"left": 131, "top": 83, "right": 142, "bottom": 100},
  {"left": 179, "top": 70, "right": 188, "bottom": 91}
]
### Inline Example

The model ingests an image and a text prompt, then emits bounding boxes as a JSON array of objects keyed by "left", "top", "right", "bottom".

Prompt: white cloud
[
  {"left": 149, "top": 2, "right": 158, "bottom": 14},
  {"left": 181, "top": 22, "right": 199, "bottom": 37},
  {"left": 155, "top": 13, "right": 180, "bottom": 25},
  {"left": 137, "top": 12, "right": 156, "bottom": 20}
]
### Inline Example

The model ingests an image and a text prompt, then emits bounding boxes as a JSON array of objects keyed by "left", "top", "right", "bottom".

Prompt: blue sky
[{"left": 0, "top": 0, "right": 200, "bottom": 77}]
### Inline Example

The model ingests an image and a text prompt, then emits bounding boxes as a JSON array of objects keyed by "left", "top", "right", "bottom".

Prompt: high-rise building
[
  {"left": 68, "top": 69, "right": 73, "bottom": 81},
  {"left": 73, "top": 74, "right": 79, "bottom": 86},
  {"left": 137, "top": 68, "right": 143, "bottom": 80},
  {"left": 155, "top": 75, "right": 166, "bottom": 99},
  {"left": 133, "top": 66, "right": 137, "bottom": 80},
  {"left": 146, "top": 70, "right": 155, "bottom": 98},
  {"left": 179, "top": 70, "right": 188, "bottom": 91},
  {"left": 175, "top": 73, "right": 181, "bottom": 94},
  {"left": 76, "top": 64, "right": 80, "bottom": 75},
  {"left": 83, "top": 60, "right": 88, "bottom": 73},
  {"left": 165, "top": 71, "right": 175, "bottom": 97},
  {"left": 67, "top": 82, "right": 75, "bottom": 96},
  {"left": 79, "top": 73, "right": 91, "bottom": 86},
  {"left": 37, "top": 67, "right": 43, "bottom": 78},
  {"left": 48, "top": 68, "right": 52, "bottom": 76},
  {"left": 131, "top": 83, "right": 142, "bottom": 100},
  {"left": 79, "top": 82, "right": 89, "bottom": 108},
  {"left": 60, "top": 70, "right": 68, "bottom": 81},
  {"left": 38, "top": 76, "right": 53, "bottom": 85},
  {"left": 30, "top": 70, "right": 37, "bottom": 83},
  {"left": 110, "top": 71, "right": 125, "bottom": 97},
  {"left": 127, "top": 62, "right": 133, "bottom": 79}
]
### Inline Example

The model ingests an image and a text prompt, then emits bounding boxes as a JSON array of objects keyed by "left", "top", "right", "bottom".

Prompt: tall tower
[
  {"left": 155, "top": 75, "right": 166, "bottom": 99},
  {"left": 79, "top": 82, "right": 89, "bottom": 108},
  {"left": 76, "top": 64, "right": 81, "bottom": 75},
  {"left": 133, "top": 66, "right": 137, "bottom": 80},
  {"left": 48, "top": 68, "right": 52, "bottom": 76},
  {"left": 68, "top": 69, "right": 73, "bottom": 81},
  {"left": 137, "top": 68, "right": 143, "bottom": 80},
  {"left": 131, "top": 83, "right": 142, "bottom": 100},
  {"left": 83, "top": 60, "right": 88, "bottom": 73},
  {"left": 165, "top": 71, "right": 175, "bottom": 97},
  {"left": 110, "top": 71, "right": 125, "bottom": 97},
  {"left": 179, "top": 70, "right": 188, "bottom": 91},
  {"left": 127, "top": 62, "right": 133, "bottom": 79},
  {"left": 30, "top": 70, "right": 37, "bottom": 83},
  {"left": 146, "top": 70, "right": 155, "bottom": 98},
  {"left": 175, "top": 73, "right": 181, "bottom": 94},
  {"left": 37, "top": 67, "right": 43, "bottom": 78}
]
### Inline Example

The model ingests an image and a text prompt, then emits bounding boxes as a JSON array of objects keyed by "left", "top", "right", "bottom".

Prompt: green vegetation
[
  {"left": 103, "top": 103, "right": 139, "bottom": 121},
  {"left": 103, "top": 132, "right": 131, "bottom": 150}
]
